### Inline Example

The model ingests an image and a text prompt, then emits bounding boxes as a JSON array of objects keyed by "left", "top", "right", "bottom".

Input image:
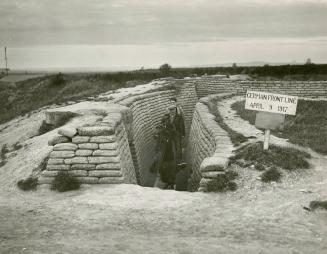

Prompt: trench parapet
[
  {"left": 39, "top": 103, "right": 136, "bottom": 185},
  {"left": 187, "top": 93, "right": 235, "bottom": 192}
]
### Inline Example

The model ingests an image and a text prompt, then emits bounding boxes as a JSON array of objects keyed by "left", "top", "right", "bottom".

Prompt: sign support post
[{"left": 263, "top": 129, "right": 270, "bottom": 150}]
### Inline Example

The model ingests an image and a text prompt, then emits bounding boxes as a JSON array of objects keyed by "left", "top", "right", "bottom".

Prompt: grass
[
  {"left": 17, "top": 177, "right": 38, "bottom": 191},
  {"left": 1, "top": 144, "right": 9, "bottom": 160},
  {"left": 0, "top": 73, "right": 155, "bottom": 124},
  {"left": 38, "top": 156, "right": 49, "bottom": 172},
  {"left": 17, "top": 155, "right": 48, "bottom": 191},
  {"left": 13, "top": 142, "right": 23, "bottom": 151},
  {"left": 232, "top": 100, "right": 327, "bottom": 155},
  {"left": 261, "top": 167, "right": 282, "bottom": 182},
  {"left": 309, "top": 201, "right": 327, "bottom": 211},
  {"left": 230, "top": 142, "right": 311, "bottom": 171},
  {"left": 51, "top": 172, "right": 81, "bottom": 192},
  {"left": 1, "top": 65, "right": 327, "bottom": 125},
  {"left": 0, "top": 144, "right": 9, "bottom": 167},
  {"left": 206, "top": 170, "right": 238, "bottom": 192},
  {"left": 50, "top": 73, "right": 66, "bottom": 86},
  {"left": 254, "top": 163, "right": 266, "bottom": 171}
]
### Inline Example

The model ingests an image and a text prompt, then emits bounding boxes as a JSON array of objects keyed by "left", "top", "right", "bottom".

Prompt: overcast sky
[{"left": 0, "top": 0, "right": 326, "bottom": 70}]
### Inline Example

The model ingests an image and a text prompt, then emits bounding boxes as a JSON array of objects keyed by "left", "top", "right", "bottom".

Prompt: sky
[{"left": 0, "top": 0, "right": 326, "bottom": 70}]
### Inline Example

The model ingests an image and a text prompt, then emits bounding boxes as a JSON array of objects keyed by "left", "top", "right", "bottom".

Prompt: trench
[
  {"left": 39, "top": 82, "right": 201, "bottom": 189},
  {"left": 120, "top": 85, "right": 234, "bottom": 192},
  {"left": 120, "top": 84, "right": 199, "bottom": 191},
  {"left": 41, "top": 77, "right": 327, "bottom": 190}
]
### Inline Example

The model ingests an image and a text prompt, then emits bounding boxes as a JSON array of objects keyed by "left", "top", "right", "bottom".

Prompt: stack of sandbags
[{"left": 39, "top": 125, "right": 124, "bottom": 185}]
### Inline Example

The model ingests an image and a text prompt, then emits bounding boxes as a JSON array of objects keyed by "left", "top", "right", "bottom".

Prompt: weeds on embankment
[
  {"left": 0, "top": 73, "right": 150, "bottom": 125},
  {"left": 230, "top": 142, "right": 311, "bottom": 182},
  {"left": 309, "top": 201, "right": 327, "bottom": 211},
  {"left": 261, "top": 167, "right": 282, "bottom": 183},
  {"left": 51, "top": 172, "right": 81, "bottom": 192},
  {"left": 231, "top": 142, "right": 311, "bottom": 171},
  {"left": 16, "top": 156, "right": 48, "bottom": 191},
  {"left": 17, "top": 177, "right": 38, "bottom": 191},
  {"left": 205, "top": 171, "right": 238, "bottom": 192},
  {"left": 0, "top": 144, "right": 9, "bottom": 167}
]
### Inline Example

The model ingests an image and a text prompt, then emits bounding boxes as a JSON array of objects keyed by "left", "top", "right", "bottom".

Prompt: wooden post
[
  {"left": 4, "top": 47, "right": 8, "bottom": 75},
  {"left": 263, "top": 129, "right": 270, "bottom": 150}
]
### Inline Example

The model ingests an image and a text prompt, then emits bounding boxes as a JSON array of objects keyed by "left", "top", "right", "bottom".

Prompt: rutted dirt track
[{"left": 1, "top": 95, "right": 327, "bottom": 254}]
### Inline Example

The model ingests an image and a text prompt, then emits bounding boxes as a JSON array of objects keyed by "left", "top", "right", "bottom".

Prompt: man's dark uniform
[{"left": 155, "top": 106, "right": 185, "bottom": 187}]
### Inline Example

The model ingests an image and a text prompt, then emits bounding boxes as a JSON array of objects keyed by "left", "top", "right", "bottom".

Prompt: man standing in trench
[
  {"left": 170, "top": 98, "right": 186, "bottom": 163},
  {"left": 155, "top": 102, "right": 185, "bottom": 189}
]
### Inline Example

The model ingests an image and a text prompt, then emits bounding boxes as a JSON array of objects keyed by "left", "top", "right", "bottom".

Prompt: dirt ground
[
  {"left": 1, "top": 94, "right": 327, "bottom": 254},
  {"left": 1, "top": 171, "right": 327, "bottom": 254}
]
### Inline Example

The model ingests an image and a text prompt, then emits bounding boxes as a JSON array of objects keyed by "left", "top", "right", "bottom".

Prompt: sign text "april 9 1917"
[{"left": 245, "top": 90, "right": 298, "bottom": 115}]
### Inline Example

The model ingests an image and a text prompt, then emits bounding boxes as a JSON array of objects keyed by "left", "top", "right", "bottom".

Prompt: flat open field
[{"left": 0, "top": 74, "right": 45, "bottom": 83}]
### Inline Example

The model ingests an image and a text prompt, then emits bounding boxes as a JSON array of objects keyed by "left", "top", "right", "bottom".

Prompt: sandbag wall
[
  {"left": 187, "top": 94, "right": 234, "bottom": 192},
  {"left": 117, "top": 90, "right": 175, "bottom": 185},
  {"left": 39, "top": 109, "right": 137, "bottom": 185},
  {"left": 194, "top": 77, "right": 327, "bottom": 99},
  {"left": 172, "top": 80, "right": 199, "bottom": 139}
]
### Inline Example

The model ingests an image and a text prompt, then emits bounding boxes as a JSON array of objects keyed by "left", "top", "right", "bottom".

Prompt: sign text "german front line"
[{"left": 245, "top": 91, "right": 298, "bottom": 115}]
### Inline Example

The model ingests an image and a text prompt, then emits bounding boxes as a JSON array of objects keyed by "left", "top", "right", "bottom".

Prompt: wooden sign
[
  {"left": 245, "top": 90, "right": 298, "bottom": 150},
  {"left": 245, "top": 91, "right": 298, "bottom": 115},
  {"left": 255, "top": 112, "right": 285, "bottom": 131}
]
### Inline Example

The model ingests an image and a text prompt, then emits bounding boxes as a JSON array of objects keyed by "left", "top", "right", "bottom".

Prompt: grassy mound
[
  {"left": 0, "top": 73, "right": 153, "bottom": 125},
  {"left": 261, "top": 167, "right": 282, "bottom": 182},
  {"left": 232, "top": 100, "right": 327, "bottom": 155},
  {"left": 50, "top": 73, "right": 66, "bottom": 86},
  {"left": 254, "top": 163, "right": 266, "bottom": 171},
  {"left": 51, "top": 172, "right": 81, "bottom": 192},
  {"left": 0, "top": 144, "right": 9, "bottom": 167},
  {"left": 0, "top": 144, "right": 9, "bottom": 160},
  {"left": 309, "top": 201, "right": 327, "bottom": 211},
  {"left": 17, "top": 177, "right": 38, "bottom": 191},
  {"left": 231, "top": 142, "right": 311, "bottom": 171},
  {"left": 206, "top": 171, "right": 238, "bottom": 192}
]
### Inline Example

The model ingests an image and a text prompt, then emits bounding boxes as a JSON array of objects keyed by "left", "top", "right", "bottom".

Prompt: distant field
[
  {"left": 0, "top": 73, "right": 155, "bottom": 124},
  {"left": 0, "top": 74, "right": 46, "bottom": 83},
  {"left": 1, "top": 63, "right": 327, "bottom": 125},
  {"left": 232, "top": 100, "right": 327, "bottom": 155}
]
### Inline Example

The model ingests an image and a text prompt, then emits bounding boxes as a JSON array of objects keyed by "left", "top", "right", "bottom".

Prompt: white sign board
[{"left": 245, "top": 91, "right": 298, "bottom": 115}]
